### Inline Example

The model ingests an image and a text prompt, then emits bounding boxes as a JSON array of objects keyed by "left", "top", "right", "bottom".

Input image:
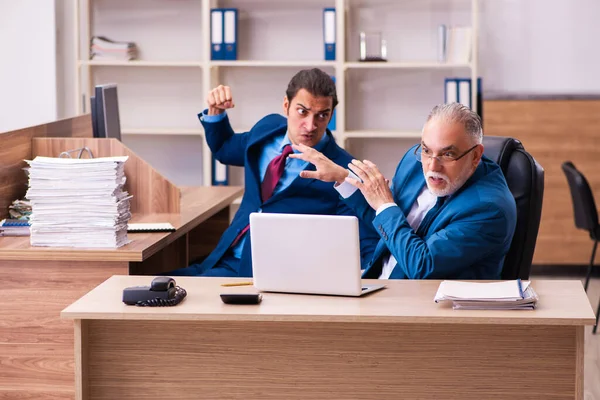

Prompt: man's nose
[
  {"left": 428, "top": 157, "right": 443, "bottom": 171},
  {"left": 305, "top": 115, "right": 316, "bottom": 131}
]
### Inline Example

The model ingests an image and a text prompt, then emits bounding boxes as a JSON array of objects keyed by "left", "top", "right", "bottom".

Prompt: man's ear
[
  {"left": 282, "top": 96, "right": 290, "bottom": 116},
  {"left": 472, "top": 144, "right": 484, "bottom": 168}
]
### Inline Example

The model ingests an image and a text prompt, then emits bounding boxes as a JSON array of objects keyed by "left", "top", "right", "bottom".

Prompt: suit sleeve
[
  {"left": 199, "top": 110, "right": 249, "bottom": 167},
  {"left": 372, "top": 203, "right": 511, "bottom": 279}
]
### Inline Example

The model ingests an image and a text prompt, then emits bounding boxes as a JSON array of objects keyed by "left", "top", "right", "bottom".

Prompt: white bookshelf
[
  {"left": 75, "top": 0, "right": 479, "bottom": 187},
  {"left": 344, "top": 130, "right": 422, "bottom": 139},
  {"left": 80, "top": 60, "right": 203, "bottom": 67},
  {"left": 344, "top": 61, "right": 472, "bottom": 70},
  {"left": 210, "top": 61, "right": 336, "bottom": 68},
  {"left": 121, "top": 128, "right": 204, "bottom": 136}
]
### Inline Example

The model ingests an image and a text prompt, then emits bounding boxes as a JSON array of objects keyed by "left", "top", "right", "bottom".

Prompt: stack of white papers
[
  {"left": 434, "top": 280, "right": 539, "bottom": 310},
  {"left": 90, "top": 36, "right": 138, "bottom": 61},
  {"left": 25, "top": 156, "right": 132, "bottom": 248}
]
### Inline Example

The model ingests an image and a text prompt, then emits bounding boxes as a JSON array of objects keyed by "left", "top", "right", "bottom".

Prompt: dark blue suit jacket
[
  {"left": 350, "top": 145, "right": 517, "bottom": 280},
  {"left": 197, "top": 112, "right": 379, "bottom": 277}
]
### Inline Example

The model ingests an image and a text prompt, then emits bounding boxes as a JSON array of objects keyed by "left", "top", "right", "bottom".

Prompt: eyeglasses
[{"left": 414, "top": 144, "right": 479, "bottom": 165}]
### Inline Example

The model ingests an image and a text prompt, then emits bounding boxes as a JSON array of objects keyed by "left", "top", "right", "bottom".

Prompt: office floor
[{"left": 530, "top": 270, "right": 600, "bottom": 400}]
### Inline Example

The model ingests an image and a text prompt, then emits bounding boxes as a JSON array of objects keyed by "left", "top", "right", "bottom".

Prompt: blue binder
[
  {"left": 223, "top": 8, "right": 238, "bottom": 60},
  {"left": 212, "top": 155, "right": 229, "bottom": 186},
  {"left": 443, "top": 77, "right": 483, "bottom": 120},
  {"left": 444, "top": 78, "right": 458, "bottom": 104},
  {"left": 210, "top": 9, "right": 224, "bottom": 60},
  {"left": 323, "top": 8, "right": 336, "bottom": 61},
  {"left": 327, "top": 76, "right": 336, "bottom": 131}
]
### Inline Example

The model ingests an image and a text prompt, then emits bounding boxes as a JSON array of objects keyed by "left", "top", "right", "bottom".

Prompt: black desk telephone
[{"left": 122, "top": 277, "right": 187, "bottom": 307}]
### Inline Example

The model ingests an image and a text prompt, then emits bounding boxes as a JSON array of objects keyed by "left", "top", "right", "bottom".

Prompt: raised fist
[{"left": 207, "top": 85, "right": 235, "bottom": 115}]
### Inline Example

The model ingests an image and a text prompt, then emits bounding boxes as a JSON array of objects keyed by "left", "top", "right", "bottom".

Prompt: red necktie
[{"left": 230, "top": 144, "right": 294, "bottom": 247}]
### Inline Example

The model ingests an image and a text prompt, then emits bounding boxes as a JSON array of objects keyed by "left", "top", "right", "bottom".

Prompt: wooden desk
[
  {"left": 0, "top": 186, "right": 242, "bottom": 399},
  {"left": 62, "top": 276, "right": 595, "bottom": 400}
]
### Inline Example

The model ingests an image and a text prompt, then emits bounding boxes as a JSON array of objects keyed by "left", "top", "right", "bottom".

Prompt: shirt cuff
[
  {"left": 334, "top": 170, "right": 360, "bottom": 199},
  {"left": 376, "top": 203, "right": 398, "bottom": 216},
  {"left": 201, "top": 109, "right": 227, "bottom": 123}
]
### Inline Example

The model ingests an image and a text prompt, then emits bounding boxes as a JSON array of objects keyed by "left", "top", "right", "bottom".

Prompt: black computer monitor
[
  {"left": 90, "top": 95, "right": 100, "bottom": 138},
  {"left": 94, "top": 83, "right": 122, "bottom": 141}
]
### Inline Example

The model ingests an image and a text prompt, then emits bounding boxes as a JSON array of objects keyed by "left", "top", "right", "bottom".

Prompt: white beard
[{"left": 425, "top": 166, "right": 472, "bottom": 197}]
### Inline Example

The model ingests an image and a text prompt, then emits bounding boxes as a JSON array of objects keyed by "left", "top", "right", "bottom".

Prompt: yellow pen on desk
[{"left": 221, "top": 281, "right": 253, "bottom": 287}]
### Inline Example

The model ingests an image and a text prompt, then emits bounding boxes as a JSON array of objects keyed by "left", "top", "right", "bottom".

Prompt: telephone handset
[{"left": 122, "top": 276, "right": 187, "bottom": 307}]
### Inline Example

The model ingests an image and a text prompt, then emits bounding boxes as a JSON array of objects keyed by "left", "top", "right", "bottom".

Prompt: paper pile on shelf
[
  {"left": 434, "top": 280, "right": 539, "bottom": 310},
  {"left": 25, "top": 156, "right": 132, "bottom": 248},
  {"left": 90, "top": 36, "right": 138, "bottom": 61},
  {"left": 8, "top": 199, "right": 32, "bottom": 220}
]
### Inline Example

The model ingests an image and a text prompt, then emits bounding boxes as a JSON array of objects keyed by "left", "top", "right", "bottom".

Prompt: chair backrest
[
  {"left": 561, "top": 161, "right": 599, "bottom": 239},
  {"left": 483, "top": 136, "right": 544, "bottom": 280}
]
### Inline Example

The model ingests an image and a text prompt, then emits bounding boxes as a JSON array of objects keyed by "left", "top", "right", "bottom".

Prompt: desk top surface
[
  {"left": 61, "top": 276, "right": 596, "bottom": 326},
  {"left": 0, "top": 186, "right": 242, "bottom": 262}
]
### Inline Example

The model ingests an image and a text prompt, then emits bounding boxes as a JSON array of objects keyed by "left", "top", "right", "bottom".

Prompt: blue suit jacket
[
  {"left": 349, "top": 145, "right": 517, "bottom": 280},
  {"left": 198, "top": 113, "right": 379, "bottom": 277}
]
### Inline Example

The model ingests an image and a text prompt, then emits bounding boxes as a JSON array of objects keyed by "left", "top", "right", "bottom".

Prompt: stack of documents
[
  {"left": 25, "top": 156, "right": 132, "bottom": 248},
  {"left": 434, "top": 280, "right": 539, "bottom": 310},
  {"left": 90, "top": 36, "right": 138, "bottom": 61}
]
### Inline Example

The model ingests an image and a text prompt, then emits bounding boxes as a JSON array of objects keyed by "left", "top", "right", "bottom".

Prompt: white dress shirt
[{"left": 335, "top": 176, "right": 437, "bottom": 279}]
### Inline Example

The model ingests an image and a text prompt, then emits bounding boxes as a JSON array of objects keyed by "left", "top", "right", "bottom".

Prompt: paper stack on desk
[
  {"left": 25, "top": 156, "right": 132, "bottom": 248},
  {"left": 434, "top": 280, "right": 539, "bottom": 310}
]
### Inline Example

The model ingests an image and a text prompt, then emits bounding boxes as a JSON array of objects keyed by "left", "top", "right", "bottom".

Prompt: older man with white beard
[{"left": 290, "top": 103, "right": 517, "bottom": 279}]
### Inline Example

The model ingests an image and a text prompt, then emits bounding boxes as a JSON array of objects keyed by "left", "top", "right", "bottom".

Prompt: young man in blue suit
[
  {"left": 170, "top": 68, "right": 378, "bottom": 277},
  {"left": 291, "top": 103, "right": 517, "bottom": 279}
]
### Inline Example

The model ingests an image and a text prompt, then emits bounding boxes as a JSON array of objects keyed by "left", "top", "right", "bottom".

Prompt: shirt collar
[{"left": 417, "top": 187, "right": 437, "bottom": 208}]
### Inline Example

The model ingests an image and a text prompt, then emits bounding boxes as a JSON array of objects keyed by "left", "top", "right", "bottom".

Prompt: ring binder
[
  {"left": 323, "top": 8, "right": 336, "bottom": 61},
  {"left": 212, "top": 155, "right": 229, "bottom": 186},
  {"left": 211, "top": 8, "right": 238, "bottom": 60},
  {"left": 211, "top": 9, "right": 224, "bottom": 60}
]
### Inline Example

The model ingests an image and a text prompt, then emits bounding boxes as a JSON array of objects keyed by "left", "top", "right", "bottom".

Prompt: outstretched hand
[
  {"left": 288, "top": 143, "right": 348, "bottom": 184},
  {"left": 345, "top": 159, "right": 394, "bottom": 211}
]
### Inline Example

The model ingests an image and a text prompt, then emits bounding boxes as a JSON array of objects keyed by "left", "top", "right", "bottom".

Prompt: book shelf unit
[{"left": 75, "top": 0, "right": 478, "bottom": 190}]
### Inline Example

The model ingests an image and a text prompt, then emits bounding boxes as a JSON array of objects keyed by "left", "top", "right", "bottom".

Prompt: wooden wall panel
[
  {"left": 0, "top": 261, "right": 127, "bottom": 400},
  {"left": 32, "top": 138, "right": 181, "bottom": 214},
  {"left": 484, "top": 99, "right": 600, "bottom": 265},
  {"left": 0, "top": 115, "right": 93, "bottom": 219}
]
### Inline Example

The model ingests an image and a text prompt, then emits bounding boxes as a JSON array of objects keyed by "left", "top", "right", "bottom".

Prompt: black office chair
[
  {"left": 561, "top": 161, "right": 600, "bottom": 333},
  {"left": 482, "top": 136, "right": 544, "bottom": 280}
]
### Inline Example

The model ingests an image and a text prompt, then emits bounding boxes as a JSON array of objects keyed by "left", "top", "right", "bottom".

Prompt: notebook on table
[
  {"left": 127, "top": 223, "right": 176, "bottom": 233},
  {"left": 434, "top": 280, "right": 539, "bottom": 310},
  {"left": 0, "top": 219, "right": 31, "bottom": 236}
]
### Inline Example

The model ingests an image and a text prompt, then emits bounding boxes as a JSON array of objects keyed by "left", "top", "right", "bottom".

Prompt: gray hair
[{"left": 425, "top": 103, "right": 483, "bottom": 144}]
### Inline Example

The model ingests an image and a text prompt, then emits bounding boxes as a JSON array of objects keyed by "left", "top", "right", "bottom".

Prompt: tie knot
[{"left": 281, "top": 144, "right": 294, "bottom": 158}]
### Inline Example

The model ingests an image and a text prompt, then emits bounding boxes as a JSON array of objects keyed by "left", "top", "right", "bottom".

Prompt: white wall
[
  {"left": 0, "top": 1, "right": 57, "bottom": 133},
  {"left": 479, "top": 0, "right": 600, "bottom": 94}
]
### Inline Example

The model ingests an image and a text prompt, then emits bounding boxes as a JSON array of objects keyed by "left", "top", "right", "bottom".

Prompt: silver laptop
[{"left": 249, "top": 213, "right": 385, "bottom": 297}]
